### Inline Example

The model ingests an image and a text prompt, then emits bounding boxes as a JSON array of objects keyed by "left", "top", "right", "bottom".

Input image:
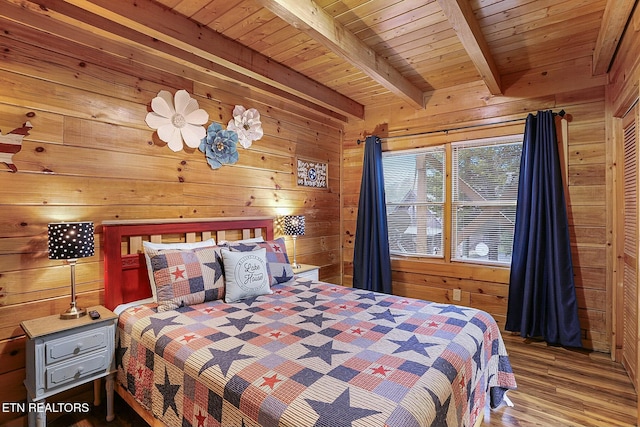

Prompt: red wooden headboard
[{"left": 102, "top": 217, "right": 274, "bottom": 310}]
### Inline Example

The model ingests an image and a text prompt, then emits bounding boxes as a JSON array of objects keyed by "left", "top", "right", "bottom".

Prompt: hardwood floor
[
  {"left": 47, "top": 394, "right": 145, "bottom": 427},
  {"left": 48, "top": 334, "right": 637, "bottom": 427},
  {"left": 484, "top": 334, "right": 637, "bottom": 426}
]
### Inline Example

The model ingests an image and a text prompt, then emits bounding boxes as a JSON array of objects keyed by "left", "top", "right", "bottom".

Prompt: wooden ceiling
[{"left": 4, "top": 0, "right": 636, "bottom": 121}]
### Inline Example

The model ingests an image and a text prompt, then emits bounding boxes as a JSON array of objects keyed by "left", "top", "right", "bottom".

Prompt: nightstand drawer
[
  {"left": 45, "top": 327, "right": 110, "bottom": 364},
  {"left": 47, "top": 350, "right": 111, "bottom": 390}
]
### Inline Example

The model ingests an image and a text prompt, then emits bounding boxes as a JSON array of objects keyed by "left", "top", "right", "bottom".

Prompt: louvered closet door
[{"left": 622, "top": 104, "right": 638, "bottom": 388}]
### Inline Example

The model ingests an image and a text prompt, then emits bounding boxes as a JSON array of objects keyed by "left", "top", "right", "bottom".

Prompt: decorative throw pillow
[
  {"left": 146, "top": 245, "right": 224, "bottom": 311},
  {"left": 224, "top": 237, "right": 294, "bottom": 285},
  {"left": 143, "top": 238, "right": 216, "bottom": 302},
  {"left": 221, "top": 248, "right": 272, "bottom": 303}
]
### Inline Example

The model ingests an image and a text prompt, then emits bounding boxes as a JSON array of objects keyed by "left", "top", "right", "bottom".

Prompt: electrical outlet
[{"left": 452, "top": 289, "right": 462, "bottom": 301}]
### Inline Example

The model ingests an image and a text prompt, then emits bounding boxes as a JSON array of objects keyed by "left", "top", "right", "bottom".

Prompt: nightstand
[
  {"left": 293, "top": 264, "right": 320, "bottom": 281},
  {"left": 21, "top": 305, "right": 118, "bottom": 427}
]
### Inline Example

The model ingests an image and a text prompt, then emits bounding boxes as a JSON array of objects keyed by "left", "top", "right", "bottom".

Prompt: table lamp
[
  {"left": 48, "top": 222, "right": 95, "bottom": 319},
  {"left": 283, "top": 215, "right": 305, "bottom": 269}
]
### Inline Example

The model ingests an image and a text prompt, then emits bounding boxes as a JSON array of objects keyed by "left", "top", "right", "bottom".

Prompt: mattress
[{"left": 116, "top": 277, "right": 516, "bottom": 426}]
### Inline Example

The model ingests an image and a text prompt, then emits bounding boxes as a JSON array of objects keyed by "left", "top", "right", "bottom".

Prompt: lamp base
[
  {"left": 60, "top": 305, "right": 87, "bottom": 319},
  {"left": 291, "top": 263, "right": 302, "bottom": 269}
]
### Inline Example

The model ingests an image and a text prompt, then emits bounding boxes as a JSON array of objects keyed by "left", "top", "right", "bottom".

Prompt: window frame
[
  {"left": 382, "top": 134, "right": 523, "bottom": 267},
  {"left": 382, "top": 146, "right": 446, "bottom": 259}
]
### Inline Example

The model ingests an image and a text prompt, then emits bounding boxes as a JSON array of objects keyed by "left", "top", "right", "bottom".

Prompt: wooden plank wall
[
  {"left": 343, "top": 69, "right": 610, "bottom": 353},
  {"left": 606, "top": 2, "right": 640, "bottom": 413},
  {"left": 0, "top": 15, "right": 343, "bottom": 426}
]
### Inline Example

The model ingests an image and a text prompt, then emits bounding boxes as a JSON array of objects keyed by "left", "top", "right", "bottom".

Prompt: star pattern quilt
[{"left": 116, "top": 277, "right": 516, "bottom": 427}]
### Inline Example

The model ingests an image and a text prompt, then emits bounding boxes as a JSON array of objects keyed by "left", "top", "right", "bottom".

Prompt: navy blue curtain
[
  {"left": 353, "top": 136, "right": 392, "bottom": 293},
  {"left": 505, "top": 110, "right": 582, "bottom": 347}
]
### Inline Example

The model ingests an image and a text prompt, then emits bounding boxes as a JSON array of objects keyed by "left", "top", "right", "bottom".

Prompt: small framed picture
[{"left": 297, "top": 158, "right": 327, "bottom": 188}]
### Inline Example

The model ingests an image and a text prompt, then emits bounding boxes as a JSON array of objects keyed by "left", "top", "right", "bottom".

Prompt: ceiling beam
[
  {"left": 592, "top": 0, "right": 636, "bottom": 75},
  {"left": 254, "top": 0, "right": 425, "bottom": 110},
  {"left": 436, "top": 0, "right": 501, "bottom": 95},
  {"left": 33, "top": 0, "right": 364, "bottom": 120},
  {"left": 0, "top": 0, "right": 352, "bottom": 123}
]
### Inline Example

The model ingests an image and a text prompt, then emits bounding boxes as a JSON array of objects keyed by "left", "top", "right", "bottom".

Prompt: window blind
[
  {"left": 451, "top": 137, "right": 522, "bottom": 264},
  {"left": 383, "top": 147, "right": 445, "bottom": 257}
]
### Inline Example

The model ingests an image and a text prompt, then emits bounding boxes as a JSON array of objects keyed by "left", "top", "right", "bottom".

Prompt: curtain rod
[{"left": 356, "top": 110, "right": 565, "bottom": 144}]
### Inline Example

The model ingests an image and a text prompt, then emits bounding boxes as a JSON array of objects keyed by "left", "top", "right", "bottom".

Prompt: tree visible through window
[
  {"left": 382, "top": 136, "right": 522, "bottom": 266},
  {"left": 383, "top": 147, "right": 445, "bottom": 257},
  {"left": 452, "top": 138, "right": 522, "bottom": 264}
]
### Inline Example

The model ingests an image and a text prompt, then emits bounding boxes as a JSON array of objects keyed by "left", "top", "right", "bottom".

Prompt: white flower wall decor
[
  {"left": 145, "top": 89, "right": 209, "bottom": 152},
  {"left": 227, "top": 105, "right": 263, "bottom": 149}
]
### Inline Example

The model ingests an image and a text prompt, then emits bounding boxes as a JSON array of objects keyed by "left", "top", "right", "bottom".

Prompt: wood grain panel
[
  {"left": 392, "top": 281, "right": 471, "bottom": 307},
  {"left": 392, "top": 270, "right": 509, "bottom": 297},
  {"left": 0, "top": 337, "right": 25, "bottom": 375},
  {"left": 0, "top": 15, "right": 192, "bottom": 92},
  {"left": 502, "top": 57, "right": 607, "bottom": 99},
  {"left": 1, "top": 262, "right": 102, "bottom": 306},
  {"left": 0, "top": 16, "right": 344, "bottom": 420},
  {"left": 0, "top": 70, "right": 147, "bottom": 128},
  {"left": 568, "top": 142, "right": 606, "bottom": 164},
  {"left": 0, "top": 368, "right": 27, "bottom": 423},
  {"left": 567, "top": 184, "right": 606, "bottom": 205},
  {"left": 567, "top": 205, "right": 606, "bottom": 226},
  {"left": 568, "top": 163, "right": 606, "bottom": 185},
  {"left": 573, "top": 266, "right": 606, "bottom": 290},
  {"left": 0, "top": 105, "right": 63, "bottom": 145},
  {"left": 572, "top": 246, "right": 607, "bottom": 269}
]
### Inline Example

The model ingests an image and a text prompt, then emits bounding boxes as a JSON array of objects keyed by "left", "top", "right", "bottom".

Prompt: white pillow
[
  {"left": 218, "top": 236, "right": 265, "bottom": 245},
  {"left": 221, "top": 248, "right": 272, "bottom": 303},
  {"left": 142, "top": 238, "right": 216, "bottom": 301},
  {"left": 143, "top": 238, "right": 216, "bottom": 251}
]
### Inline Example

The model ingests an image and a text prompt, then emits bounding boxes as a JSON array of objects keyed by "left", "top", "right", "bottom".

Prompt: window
[
  {"left": 382, "top": 136, "right": 522, "bottom": 266},
  {"left": 383, "top": 147, "right": 445, "bottom": 257},
  {"left": 451, "top": 138, "right": 522, "bottom": 264}
]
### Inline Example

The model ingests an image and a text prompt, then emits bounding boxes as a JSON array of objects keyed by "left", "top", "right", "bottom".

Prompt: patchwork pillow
[
  {"left": 143, "top": 238, "right": 216, "bottom": 302},
  {"left": 146, "top": 245, "right": 224, "bottom": 311},
  {"left": 224, "top": 237, "right": 294, "bottom": 285},
  {"left": 221, "top": 248, "right": 272, "bottom": 303}
]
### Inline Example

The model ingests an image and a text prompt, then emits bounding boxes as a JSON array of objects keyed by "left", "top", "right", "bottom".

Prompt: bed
[{"left": 102, "top": 217, "right": 516, "bottom": 427}]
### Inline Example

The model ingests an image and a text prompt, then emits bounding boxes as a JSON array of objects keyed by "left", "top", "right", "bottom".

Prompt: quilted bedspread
[{"left": 116, "top": 278, "right": 516, "bottom": 427}]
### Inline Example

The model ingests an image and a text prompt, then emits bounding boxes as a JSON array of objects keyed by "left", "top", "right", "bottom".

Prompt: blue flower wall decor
[{"left": 199, "top": 122, "right": 239, "bottom": 169}]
